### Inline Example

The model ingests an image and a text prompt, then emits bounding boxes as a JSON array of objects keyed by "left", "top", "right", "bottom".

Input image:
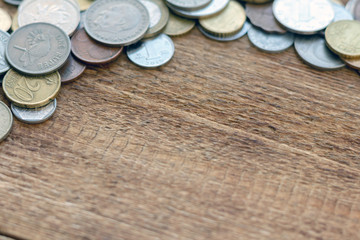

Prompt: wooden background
[{"left": 1, "top": 1, "right": 360, "bottom": 239}]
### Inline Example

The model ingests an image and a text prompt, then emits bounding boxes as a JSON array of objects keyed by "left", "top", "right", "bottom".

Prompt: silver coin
[
  {"left": 0, "top": 101, "right": 13, "bottom": 143},
  {"left": 273, "top": 0, "right": 334, "bottom": 35},
  {"left": 167, "top": 0, "right": 229, "bottom": 19},
  {"left": 166, "top": 0, "right": 211, "bottom": 11},
  {"left": 11, "top": 99, "right": 57, "bottom": 124},
  {"left": 248, "top": 26, "right": 294, "bottom": 53},
  {"left": 84, "top": 0, "right": 150, "bottom": 46},
  {"left": 6, "top": 22, "right": 71, "bottom": 75},
  {"left": 198, "top": 21, "right": 251, "bottom": 42},
  {"left": 294, "top": 35, "right": 345, "bottom": 70},
  {"left": 345, "top": 0, "right": 356, "bottom": 13},
  {"left": 0, "top": 30, "right": 10, "bottom": 75},
  {"left": 332, "top": 2, "right": 353, "bottom": 22},
  {"left": 127, "top": 33, "right": 174, "bottom": 68},
  {"left": 4, "top": 0, "right": 22, "bottom": 5}
]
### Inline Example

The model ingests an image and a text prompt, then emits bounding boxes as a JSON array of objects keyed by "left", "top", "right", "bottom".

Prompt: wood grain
[{"left": 1, "top": 1, "right": 359, "bottom": 240}]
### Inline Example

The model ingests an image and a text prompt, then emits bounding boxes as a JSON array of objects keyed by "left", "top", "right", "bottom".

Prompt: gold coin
[
  {"left": 2, "top": 69, "right": 61, "bottom": 108},
  {"left": 11, "top": 11, "right": 19, "bottom": 32},
  {"left": 0, "top": 101, "right": 13, "bottom": 143},
  {"left": 325, "top": 20, "right": 360, "bottom": 59},
  {"left": 0, "top": 8, "right": 12, "bottom": 32},
  {"left": 199, "top": 1, "right": 246, "bottom": 37},
  {"left": 77, "top": 0, "right": 94, "bottom": 11},
  {"left": 163, "top": 12, "right": 195, "bottom": 36},
  {"left": 140, "top": 0, "right": 169, "bottom": 38},
  {"left": 342, "top": 57, "right": 360, "bottom": 70}
]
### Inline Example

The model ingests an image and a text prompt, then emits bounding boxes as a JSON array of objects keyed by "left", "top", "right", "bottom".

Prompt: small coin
[
  {"left": 273, "top": 0, "right": 334, "bottom": 35},
  {"left": 167, "top": 0, "right": 230, "bottom": 19},
  {"left": 127, "top": 33, "right": 175, "bottom": 68},
  {"left": 71, "top": 28, "right": 123, "bottom": 65},
  {"left": 6, "top": 22, "right": 71, "bottom": 75},
  {"left": 0, "top": 101, "right": 13, "bottom": 143},
  {"left": 0, "top": 30, "right": 10, "bottom": 75},
  {"left": 198, "top": 20, "right": 251, "bottom": 42},
  {"left": 11, "top": 11, "right": 19, "bottom": 32},
  {"left": 199, "top": 1, "right": 246, "bottom": 37},
  {"left": 0, "top": 8, "right": 12, "bottom": 32},
  {"left": 2, "top": 69, "right": 61, "bottom": 108},
  {"left": 163, "top": 12, "right": 195, "bottom": 36},
  {"left": 245, "top": 2, "right": 286, "bottom": 34},
  {"left": 248, "top": 26, "right": 294, "bottom": 53},
  {"left": 166, "top": 0, "right": 211, "bottom": 11},
  {"left": 59, "top": 54, "right": 86, "bottom": 83},
  {"left": 84, "top": 0, "right": 150, "bottom": 46},
  {"left": 325, "top": 20, "right": 360, "bottom": 59},
  {"left": 11, "top": 99, "right": 57, "bottom": 124},
  {"left": 77, "top": 0, "right": 94, "bottom": 11},
  {"left": 295, "top": 35, "right": 345, "bottom": 70},
  {"left": 140, "top": 0, "right": 169, "bottom": 38}
]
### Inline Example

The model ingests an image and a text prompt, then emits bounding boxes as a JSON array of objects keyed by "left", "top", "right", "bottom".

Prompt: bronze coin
[
  {"left": 58, "top": 53, "right": 86, "bottom": 83},
  {"left": 71, "top": 28, "right": 123, "bottom": 65},
  {"left": 246, "top": 3, "right": 287, "bottom": 34}
]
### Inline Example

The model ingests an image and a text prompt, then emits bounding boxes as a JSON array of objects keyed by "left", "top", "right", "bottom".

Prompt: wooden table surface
[{"left": 1, "top": 1, "right": 360, "bottom": 240}]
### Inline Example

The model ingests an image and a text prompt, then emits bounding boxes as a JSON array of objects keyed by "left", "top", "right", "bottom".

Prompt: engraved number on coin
[{"left": 14, "top": 77, "right": 41, "bottom": 102}]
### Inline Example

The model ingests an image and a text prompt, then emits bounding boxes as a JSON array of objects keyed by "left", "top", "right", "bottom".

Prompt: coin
[
  {"left": 84, "top": 0, "right": 150, "bottom": 46},
  {"left": 245, "top": 2, "right": 286, "bottom": 34},
  {"left": 0, "top": 101, "right": 13, "bottom": 143},
  {"left": 71, "top": 28, "right": 123, "bottom": 65},
  {"left": 354, "top": 0, "right": 360, "bottom": 20},
  {"left": 325, "top": 20, "right": 360, "bottom": 59},
  {"left": 273, "top": 0, "right": 334, "bottom": 35},
  {"left": 248, "top": 26, "right": 294, "bottom": 53},
  {"left": 77, "top": 0, "right": 94, "bottom": 11},
  {"left": 2, "top": 69, "right": 61, "bottom": 108},
  {"left": 58, "top": 54, "right": 86, "bottom": 83},
  {"left": 0, "top": 30, "right": 10, "bottom": 75},
  {"left": 332, "top": 2, "right": 353, "bottom": 22},
  {"left": 242, "top": 0, "right": 272, "bottom": 3},
  {"left": 163, "top": 12, "right": 195, "bottom": 36},
  {"left": 18, "top": 0, "right": 80, "bottom": 36},
  {"left": 4, "top": 0, "right": 23, "bottom": 5},
  {"left": 11, "top": 99, "right": 57, "bottom": 124},
  {"left": 11, "top": 11, "right": 19, "bottom": 32},
  {"left": 127, "top": 33, "right": 175, "bottom": 68},
  {"left": 199, "top": 1, "right": 246, "bottom": 37},
  {"left": 342, "top": 57, "right": 360, "bottom": 70},
  {"left": 167, "top": 0, "right": 230, "bottom": 19},
  {"left": 6, "top": 22, "right": 71, "bottom": 75},
  {"left": 166, "top": 0, "right": 211, "bottom": 11},
  {"left": 0, "top": 8, "right": 12, "bottom": 32},
  {"left": 140, "top": 0, "right": 169, "bottom": 38},
  {"left": 198, "top": 20, "right": 251, "bottom": 42},
  {"left": 295, "top": 35, "right": 345, "bottom": 70}
]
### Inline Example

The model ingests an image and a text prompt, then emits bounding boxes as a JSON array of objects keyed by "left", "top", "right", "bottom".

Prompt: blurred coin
[
  {"left": 71, "top": 28, "right": 123, "bottom": 64},
  {"left": 248, "top": 26, "right": 294, "bottom": 53},
  {"left": 295, "top": 35, "right": 344, "bottom": 70},
  {"left": 166, "top": 0, "right": 211, "bottom": 11},
  {"left": 6, "top": 23, "right": 71, "bottom": 75},
  {"left": 85, "top": 0, "right": 150, "bottom": 46},
  {"left": 245, "top": 2, "right": 286, "bottom": 34},
  {"left": 127, "top": 33, "right": 174, "bottom": 68},
  {"left": 342, "top": 57, "right": 360, "bottom": 70},
  {"left": 0, "top": 8, "right": 12, "bottom": 32},
  {"left": 140, "top": 0, "right": 169, "bottom": 38},
  {"left": 59, "top": 54, "right": 86, "bottom": 83},
  {"left": 11, "top": 11, "right": 19, "bottom": 32},
  {"left": 0, "top": 30, "right": 10, "bottom": 75},
  {"left": 11, "top": 99, "right": 57, "bottom": 124},
  {"left": 332, "top": 2, "right": 353, "bottom": 22},
  {"left": 2, "top": 69, "right": 61, "bottom": 108},
  {"left": 163, "top": 12, "right": 195, "bottom": 36},
  {"left": 273, "top": 0, "right": 334, "bottom": 35},
  {"left": 354, "top": 0, "right": 360, "bottom": 20},
  {"left": 198, "top": 20, "right": 251, "bottom": 41},
  {"left": 167, "top": 0, "right": 229, "bottom": 19},
  {"left": 77, "top": 0, "right": 93, "bottom": 11},
  {"left": 0, "top": 101, "right": 13, "bottom": 143},
  {"left": 4, "top": 0, "right": 23, "bottom": 5},
  {"left": 331, "top": 0, "right": 344, "bottom": 6},
  {"left": 242, "top": 0, "right": 272, "bottom": 3}
]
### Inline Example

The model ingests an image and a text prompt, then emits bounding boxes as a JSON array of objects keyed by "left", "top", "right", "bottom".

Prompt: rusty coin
[
  {"left": 58, "top": 53, "right": 86, "bottom": 83},
  {"left": 71, "top": 28, "right": 123, "bottom": 65}
]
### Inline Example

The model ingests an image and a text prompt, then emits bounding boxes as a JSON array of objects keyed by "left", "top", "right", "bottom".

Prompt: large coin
[
  {"left": 163, "top": 12, "right": 195, "bottom": 36},
  {"left": 166, "top": 0, "right": 211, "bottom": 11},
  {"left": 2, "top": 69, "right": 61, "bottom": 108},
  {"left": 0, "top": 30, "right": 10, "bottom": 75},
  {"left": 84, "top": 0, "right": 150, "bottom": 46},
  {"left": 167, "top": 0, "right": 229, "bottom": 19},
  {"left": 0, "top": 101, "right": 13, "bottom": 143},
  {"left": 11, "top": 99, "right": 57, "bottom": 124},
  {"left": 6, "top": 22, "right": 71, "bottom": 75},
  {"left": 273, "top": 0, "right": 334, "bottom": 35},
  {"left": 140, "top": 0, "right": 169, "bottom": 38},
  {"left": 198, "top": 20, "right": 251, "bottom": 42}
]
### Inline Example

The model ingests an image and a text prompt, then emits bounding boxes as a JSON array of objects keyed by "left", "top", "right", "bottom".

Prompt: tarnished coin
[
  {"left": 199, "top": 1, "right": 246, "bottom": 37},
  {"left": 11, "top": 99, "right": 57, "bottom": 124},
  {"left": 84, "top": 0, "right": 150, "bottom": 46},
  {"left": 245, "top": 3, "right": 286, "bottom": 34},
  {"left": 198, "top": 20, "right": 251, "bottom": 42},
  {"left": 325, "top": 20, "right": 360, "bottom": 59},
  {"left": 167, "top": 0, "right": 230, "bottom": 19},
  {"left": 71, "top": 28, "right": 123, "bottom": 64},
  {"left": 59, "top": 54, "right": 86, "bottom": 83},
  {"left": 140, "top": 0, "right": 169, "bottom": 38},
  {"left": 248, "top": 26, "right": 294, "bottom": 53},
  {"left": 0, "top": 101, "right": 13, "bottom": 143},
  {"left": 295, "top": 35, "right": 345, "bottom": 70},
  {"left": 166, "top": 0, "right": 211, "bottom": 11},
  {"left": 0, "top": 8, "right": 12, "bottom": 32},
  {"left": 163, "top": 12, "right": 195, "bottom": 36},
  {"left": 0, "top": 30, "right": 10, "bottom": 75},
  {"left": 2, "top": 69, "right": 61, "bottom": 108},
  {"left": 127, "top": 33, "right": 174, "bottom": 68},
  {"left": 11, "top": 11, "right": 19, "bottom": 32},
  {"left": 273, "top": 0, "right": 334, "bottom": 35},
  {"left": 6, "top": 22, "right": 71, "bottom": 75},
  {"left": 18, "top": 0, "right": 80, "bottom": 36}
]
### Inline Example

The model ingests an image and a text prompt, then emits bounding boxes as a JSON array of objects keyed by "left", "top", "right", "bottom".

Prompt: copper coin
[
  {"left": 58, "top": 53, "right": 86, "bottom": 83},
  {"left": 71, "top": 28, "right": 123, "bottom": 65},
  {"left": 246, "top": 3, "right": 286, "bottom": 34}
]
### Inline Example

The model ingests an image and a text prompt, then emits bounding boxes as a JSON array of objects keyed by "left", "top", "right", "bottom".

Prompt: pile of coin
[{"left": 1, "top": 0, "right": 360, "bottom": 143}]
